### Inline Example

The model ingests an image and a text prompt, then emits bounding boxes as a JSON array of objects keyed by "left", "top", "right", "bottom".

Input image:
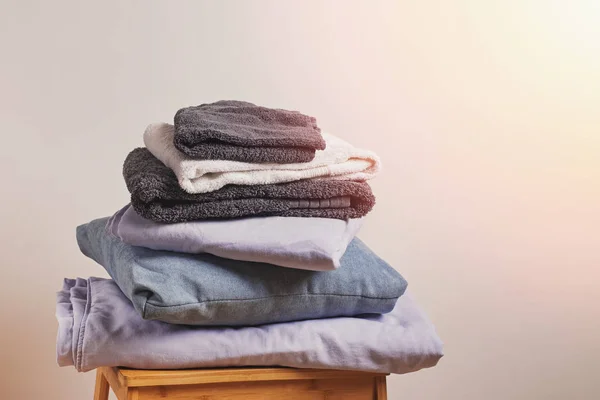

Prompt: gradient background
[{"left": 1, "top": 1, "right": 599, "bottom": 399}]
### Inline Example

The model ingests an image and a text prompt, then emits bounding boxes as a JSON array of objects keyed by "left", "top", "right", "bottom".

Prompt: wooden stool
[{"left": 94, "top": 366, "right": 388, "bottom": 400}]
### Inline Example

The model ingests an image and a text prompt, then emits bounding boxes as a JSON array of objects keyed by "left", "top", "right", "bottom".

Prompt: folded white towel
[{"left": 144, "top": 122, "right": 381, "bottom": 194}]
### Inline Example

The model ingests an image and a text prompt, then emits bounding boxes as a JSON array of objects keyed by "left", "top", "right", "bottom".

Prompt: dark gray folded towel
[
  {"left": 173, "top": 100, "right": 326, "bottom": 163},
  {"left": 123, "top": 148, "right": 375, "bottom": 223}
]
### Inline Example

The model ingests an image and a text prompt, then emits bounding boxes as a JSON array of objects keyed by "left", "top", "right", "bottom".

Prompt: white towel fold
[{"left": 144, "top": 122, "right": 381, "bottom": 194}]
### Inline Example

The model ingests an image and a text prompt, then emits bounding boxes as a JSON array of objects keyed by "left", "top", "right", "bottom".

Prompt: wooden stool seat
[{"left": 94, "top": 366, "right": 388, "bottom": 400}]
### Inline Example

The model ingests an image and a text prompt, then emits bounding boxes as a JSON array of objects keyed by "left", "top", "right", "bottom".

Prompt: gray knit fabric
[
  {"left": 173, "top": 100, "right": 326, "bottom": 163},
  {"left": 123, "top": 148, "right": 375, "bottom": 223}
]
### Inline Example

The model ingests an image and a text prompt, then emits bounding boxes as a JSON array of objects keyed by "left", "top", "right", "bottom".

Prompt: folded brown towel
[
  {"left": 123, "top": 148, "right": 375, "bottom": 223},
  {"left": 173, "top": 100, "right": 326, "bottom": 163}
]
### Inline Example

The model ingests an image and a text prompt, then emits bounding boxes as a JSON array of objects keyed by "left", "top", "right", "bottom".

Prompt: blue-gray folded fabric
[
  {"left": 77, "top": 217, "right": 407, "bottom": 326},
  {"left": 56, "top": 277, "right": 443, "bottom": 373},
  {"left": 107, "top": 205, "right": 363, "bottom": 271}
]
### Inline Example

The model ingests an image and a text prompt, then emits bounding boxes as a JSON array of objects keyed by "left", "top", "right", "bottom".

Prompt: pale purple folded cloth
[
  {"left": 107, "top": 205, "right": 363, "bottom": 271},
  {"left": 56, "top": 277, "right": 443, "bottom": 373}
]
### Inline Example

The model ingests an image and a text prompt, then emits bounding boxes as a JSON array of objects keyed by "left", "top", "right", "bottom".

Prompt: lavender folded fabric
[
  {"left": 56, "top": 277, "right": 444, "bottom": 373},
  {"left": 108, "top": 205, "right": 363, "bottom": 271},
  {"left": 123, "top": 148, "right": 376, "bottom": 223},
  {"left": 174, "top": 100, "right": 326, "bottom": 163}
]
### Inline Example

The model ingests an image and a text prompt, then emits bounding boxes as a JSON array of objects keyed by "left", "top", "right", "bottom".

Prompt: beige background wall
[{"left": 1, "top": 1, "right": 599, "bottom": 399}]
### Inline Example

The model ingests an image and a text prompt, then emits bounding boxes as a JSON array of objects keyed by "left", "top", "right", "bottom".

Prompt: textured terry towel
[
  {"left": 145, "top": 122, "right": 381, "bottom": 194},
  {"left": 108, "top": 205, "right": 363, "bottom": 271},
  {"left": 57, "top": 277, "right": 444, "bottom": 373},
  {"left": 174, "top": 100, "right": 326, "bottom": 163},
  {"left": 124, "top": 148, "right": 375, "bottom": 223},
  {"left": 77, "top": 217, "right": 407, "bottom": 326}
]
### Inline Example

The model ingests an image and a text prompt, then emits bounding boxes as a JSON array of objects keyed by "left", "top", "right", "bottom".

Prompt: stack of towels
[{"left": 56, "top": 101, "right": 443, "bottom": 374}]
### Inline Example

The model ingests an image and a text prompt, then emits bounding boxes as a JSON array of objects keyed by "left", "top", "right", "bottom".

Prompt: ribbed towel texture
[
  {"left": 145, "top": 122, "right": 380, "bottom": 194},
  {"left": 124, "top": 148, "right": 376, "bottom": 223},
  {"left": 174, "top": 100, "right": 326, "bottom": 163}
]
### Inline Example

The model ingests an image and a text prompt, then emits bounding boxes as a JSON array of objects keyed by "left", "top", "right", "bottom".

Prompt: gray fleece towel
[
  {"left": 174, "top": 100, "right": 326, "bottom": 163},
  {"left": 123, "top": 148, "right": 376, "bottom": 223}
]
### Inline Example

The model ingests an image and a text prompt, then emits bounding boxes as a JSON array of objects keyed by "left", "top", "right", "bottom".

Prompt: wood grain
[
  {"left": 136, "top": 377, "right": 375, "bottom": 400},
  {"left": 102, "top": 367, "right": 128, "bottom": 400},
  {"left": 117, "top": 367, "right": 387, "bottom": 387},
  {"left": 375, "top": 375, "right": 388, "bottom": 400},
  {"left": 93, "top": 367, "right": 389, "bottom": 400},
  {"left": 93, "top": 369, "right": 110, "bottom": 400},
  {"left": 126, "top": 387, "right": 139, "bottom": 400}
]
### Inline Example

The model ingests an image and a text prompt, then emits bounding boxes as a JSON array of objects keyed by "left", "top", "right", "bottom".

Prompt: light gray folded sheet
[
  {"left": 56, "top": 277, "right": 444, "bottom": 373},
  {"left": 107, "top": 205, "right": 363, "bottom": 271}
]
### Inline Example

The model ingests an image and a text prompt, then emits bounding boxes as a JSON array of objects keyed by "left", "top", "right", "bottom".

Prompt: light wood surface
[
  {"left": 93, "top": 369, "right": 109, "bottom": 400},
  {"left": 94, "top": 366, "right": 388, "bottom": 400},
  {"left": 117, "top": 366, "right": 388, "bottom": 387},
  {"left": 137, "top": 377, "right": 376, "bottom": 400},
  {"left": 375, "top": 375, "right": 388, "bottom": 400},
  {"left": 102, "top": 367, "right": 128, "bottom": 400}
]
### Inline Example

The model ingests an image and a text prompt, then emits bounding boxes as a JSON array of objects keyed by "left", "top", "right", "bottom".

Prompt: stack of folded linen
[{"left": 56, "top": 100, "right": 443, "bottom": 374}]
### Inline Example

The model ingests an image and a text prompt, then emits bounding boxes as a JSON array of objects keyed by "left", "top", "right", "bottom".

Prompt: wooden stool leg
[
  {"left": 375, "top": 376, "right": 387, "bottom": 400},
  {"left": 93, "top": 369, "right": 110, "bottom": 400},
  {"left": 125, "top": 387, "right": 139, "bottom": 400}
]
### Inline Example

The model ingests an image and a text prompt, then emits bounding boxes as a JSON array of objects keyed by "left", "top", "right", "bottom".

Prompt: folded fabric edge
[
  {"left": 55, "top": 278, "right": 76, "bottom": 368},
  {"left": 105, "top": 205, "right": 364, "bottom": 271},
  {"left": 55, "top": 278, "right": 443, "bottom": 374},
  {"left": 331, "top": 218, "right": 364, "bottom": 268},
  {"left": 142, "top": 292, "right": 401, "bottom": 326}
]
